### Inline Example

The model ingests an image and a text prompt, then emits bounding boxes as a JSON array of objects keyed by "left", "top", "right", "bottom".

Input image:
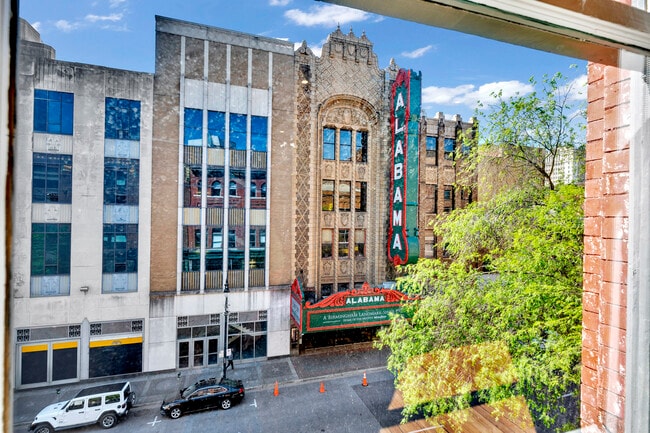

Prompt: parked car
[
  {"left": 29, "top": 381, "right": 135, "bottom": 433},
  {"left": 161, "top": 377, "right": 245, "bottom": 419}
]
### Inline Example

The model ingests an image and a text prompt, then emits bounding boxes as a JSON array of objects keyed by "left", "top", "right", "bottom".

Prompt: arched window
[
  {"left": 250, "top": 182, "right": 257, "bottom": 197},
  {"left": 211, "top": 180, "right": 222, "bottom": 197},
  {"left": 229, "top": 180, "right": 237, "bottom": 197},
  {"left": 261, "top": 183, "right": 267, "bottom": 198}
]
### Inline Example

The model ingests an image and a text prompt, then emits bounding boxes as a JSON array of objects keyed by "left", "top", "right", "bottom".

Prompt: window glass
[
  {"left": 229, "top": 113, "right": 247, "bottom": 150},
  {"left": 104, "top": 158, "right": 139, "bottom": 205},
  {"left": 181, "top": 225, "right": 201, "bottom": 272},
  {"left": 323, "top": 127, "right": 335, "bottom": 160},
  {"left": 426, "top": 136, "right": 437, "bottom": 152},
  {"left": 322, "top": 180, "right": 334, "bottom": 211},
  {"left": 321, "top": 284, "right": 332, "bottom": 298},
  {"left": 339, "top": 181, "right": 351, "bottom": 211},
  {"left": 355, "top": 229, "right": 365, "bottom": 257},
  {"left": 444, "top": 137, "right": 455, "bottom": 160},
  {"left": 340, "top": 129, "right": 352, "bottom": 161},
  {"left": 68, "top": 399, "right": 84, "bottom": 410},
  {"left": 338, "top": 229, "right": 349, "bottom": 257},
  {"left": 88, "top": 397, "right": 102, "bottom": 408},
  {"left": 229, "top": 169, "right": 245, "bottom": 207},
  {"left": 355, "top": 131, "right": 368, "bottom": 163},
  {"left": 105, "top": 394, "right": 120, "bottom": 404},
  {"left": 32, "top": 153, "right": 73, "bottom": 204},
  {"left": 207, "top": 111, "right": 225, "bottom": 148},
  {"left": 184, "top": 108, "right": 203, "bottom": 146},
  {"left": 34, "top": 89, "right": 74, "bottom": 135},
  {"left": 183, "top": 165, "right": 202, "bottom": 207},
  {"left": 228, "top": 228, "right": 245, "bottom": 270},
  {"left": 355, "top": 181, "right": 367, "bottom": 212},
  {"left": 105, "top": 98, "right": 140, "bottom": 140},
  {"left": 322, "top": 229, "right": 332, "bottom": 258},
  {"left": 251, "top": 116, "right": 268, "bottom": 152},
  {"left": 103, "top": 224, "right": 138, "bottom": 274},
  {"left": 31, "top": 223, "right": 71, "bottom": 277}
]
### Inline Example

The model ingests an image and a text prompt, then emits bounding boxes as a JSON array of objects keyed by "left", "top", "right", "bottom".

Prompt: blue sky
[{"left": 19, "top": 0, "right": 587, "bottom": 121}]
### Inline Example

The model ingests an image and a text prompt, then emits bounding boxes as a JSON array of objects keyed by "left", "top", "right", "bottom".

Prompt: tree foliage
[
  {"left": 376, "top": 185, "right": 584, "bottom": 431},
  {"left": 458, "top": 70, "right": 586, "bottom": 194}
]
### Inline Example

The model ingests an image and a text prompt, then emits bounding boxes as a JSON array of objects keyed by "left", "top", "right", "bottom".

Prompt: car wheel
[
  {"left": 32, "top": 424, "right": 53, "bottom": 433},
  {"left": 99, "top": 412, "right": 118, "bottom": 429},
  {"left": 170, "top": 407, "right": 182, "bottom": 419},
  {"left": 128, "top": 392, "right": 137, "bottom": 408},
  {"left": 220, "top": 398, "right": 232, "bottom": 410}
]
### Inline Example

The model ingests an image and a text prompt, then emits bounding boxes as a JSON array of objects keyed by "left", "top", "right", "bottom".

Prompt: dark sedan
[{"left": 161, "top": 377, "right": 245, "bottom": 419}]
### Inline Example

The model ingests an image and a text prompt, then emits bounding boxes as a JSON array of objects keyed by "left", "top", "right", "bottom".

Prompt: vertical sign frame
[{"left": 388, "top": 69, "right": 421, "bottom": 265}]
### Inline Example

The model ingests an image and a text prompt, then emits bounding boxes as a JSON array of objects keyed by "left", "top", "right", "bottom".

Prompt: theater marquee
[
  {"left": 290, "top": 280, "right": 413, "bottom": 334},
  {"left": 389, "top": 68, "right": 421, "bottom": 266}
]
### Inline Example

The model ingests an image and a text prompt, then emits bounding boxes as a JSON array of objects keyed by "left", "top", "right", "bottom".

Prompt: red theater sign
[{"left": 291, "top": 280, "right": 414, "bottom": 334}]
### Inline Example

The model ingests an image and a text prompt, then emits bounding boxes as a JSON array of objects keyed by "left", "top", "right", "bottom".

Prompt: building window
[
  {"left": 211, "top": 180, "right": 222, "bottom": 197},
  {"left": 228, "top": 229, "right": 236, "bottom": 249},
  {"left": 340, "top": 129, "right": 352, "bottom": 161},
  {"left": 32, "top": 153, "right": 72, "bottom": 204},
  {"left": 356, "top": 131, "right": 368, "bottom": 163},
  {"left": 251, "top": 116, "right": 268, "bottom": 152},
  {"left": 103, "top": 224, "right": 138, "bottom": 274},
  {"left": 212, "top": 228, "right": 223, "bottom": 250},
  {"left": 339, "top": 181, "right": 351, "bottom": 211},
  {"left": 338, "top": 229, "right": 349, "bottom": 257},
  {"left": 182, "top": 225, "right": 201, "bottom": 272},
  {"left": 426, "top": 136, "right": 438, "bottom": 163},
  {"left": 261, "top": 183, "right": 267, "bottom": 198},
  {"left": 250, "top": 182, "right": 257, "bottom": 197},
  {"left": 433, "top": 185, "right": 438, "bottom": 213},
  {"left": 230, "top": 113, "right": 247, "bottom": 151},
  {"left": 338, "top": 283, "right": 349, "bottom": 292},
  {"left": 323, "top": 127, "right": 335, "bottom": 160},
  {"left": 34, "top": 89, "right": 74, "bottom": 135},
  {"left": 322, "top": 180, "right": 334, "bottom": 211},
  {"left": 229, "top": 180, "right": 237, "bottom": 197},
  {"left": 104, "top": 158, "right": 139, "bottom": 205},
  {"left": 355, "top": 229, "right": 365, "bottom": 257},
  {"left": 355, "top": 181, "right": 367, "bottom": 212},
  {"left": 444, "top": 137, "right": 455, "bottom": 160},
  {"left": 105, "top": 98, "right": 140, "bottom": 140},
  {"left": 207, "top": 111, "right": 225, "bottom": 147},
  {"left": 31, "top": 223, "right": 71, "bottom": 277},
  {"left": 249, "top": 228, "right": 265, "bottom": 269},
  {"left": 322, "top": 229, "right": 333, "bottom": 258},
  {"left": 184, "top": 108, "right": 203, "bottom": 146},
  {"left": 321, "top": 284, "right": 333, "bottom": 298}
]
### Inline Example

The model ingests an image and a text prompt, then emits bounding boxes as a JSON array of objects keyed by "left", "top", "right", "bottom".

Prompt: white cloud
[
  {"left": 32, "top": 21, "right": 41, "bottom": 32},
  {"left": 109, "top": 0, "right": 127, "bottom": 7},
  {"left": 285, "top": 4, "right": 371, "bottom": 27},
  {"left": 269, "top": 0, "right": 291, "bottom": 6},
  {"left": 422, "top": 80, "right": 535, "bottom": 110},
  {"left": 563, "top": 74, "right": 587, "bottom": 102},
  {"left": 54, "top": 20, "right": 81, "bottom": 32},
  {"left": 401, "top": 45, "right": 434, "bottom": 59},
  {"left": 85, "top": 13, "right": 123, "bottom": 23}
]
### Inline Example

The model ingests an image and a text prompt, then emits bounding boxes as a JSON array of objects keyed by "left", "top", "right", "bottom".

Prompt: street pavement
[{"left": 12, "top": 344, "right": 391, "bottom": 430}]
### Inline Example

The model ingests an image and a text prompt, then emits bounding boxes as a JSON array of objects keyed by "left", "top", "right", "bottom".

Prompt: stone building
[
  {"left": 13, "top": 19, "right": 153, "bottom": 387},
  {"left": 11, "top": 16, "right": 476, "bottom": 386}
]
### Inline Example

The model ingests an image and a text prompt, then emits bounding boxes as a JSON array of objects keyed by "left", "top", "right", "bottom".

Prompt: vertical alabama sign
[{"left": 389, "top": 69, "right": 421, "bottom": 265}]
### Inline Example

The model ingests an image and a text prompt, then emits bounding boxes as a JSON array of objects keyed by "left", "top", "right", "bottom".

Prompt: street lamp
[{"left": 222, "top": 279, "right": 229, "bottom": 379}]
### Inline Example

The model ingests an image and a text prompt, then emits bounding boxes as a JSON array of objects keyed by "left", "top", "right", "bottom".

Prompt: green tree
[
  {"left": 377, "top": 185, "right": 584, "bottom": 431},
  {"left": 459, "top": 70, "right": 586, "bottom": 195}
]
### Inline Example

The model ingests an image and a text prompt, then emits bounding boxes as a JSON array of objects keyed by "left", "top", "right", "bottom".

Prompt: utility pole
[{"left": 222, "top": 279, "right": 229, "bottom": 379}]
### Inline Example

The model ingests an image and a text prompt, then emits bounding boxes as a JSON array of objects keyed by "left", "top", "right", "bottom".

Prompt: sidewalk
[{"left": 13, "top": 344, "right": 390, "bottom": 428}]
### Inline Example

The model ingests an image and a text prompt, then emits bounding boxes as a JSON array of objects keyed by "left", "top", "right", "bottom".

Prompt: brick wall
[{"left": 582, "top": 55, "right": 631, "bottom": 432}]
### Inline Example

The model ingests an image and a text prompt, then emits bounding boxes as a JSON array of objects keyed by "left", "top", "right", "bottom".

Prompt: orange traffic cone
[
  {"left": 273, "top": 381, "right": 279, "bottom": 396},
  {"left": 362, "top": 371, "right": 368, "bottom": 387},
  {"left": 319, "top": 381, "right": 326, "bottom": 393}
]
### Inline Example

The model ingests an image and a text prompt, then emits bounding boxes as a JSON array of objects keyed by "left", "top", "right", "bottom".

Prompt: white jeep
[{"left": 29, "top": 381, "right": 135, "bottom": 433}]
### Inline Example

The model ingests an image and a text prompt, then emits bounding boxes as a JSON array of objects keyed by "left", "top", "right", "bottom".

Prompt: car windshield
[{"left": 180, "top": 384, "right": 198, "bottom": 399}]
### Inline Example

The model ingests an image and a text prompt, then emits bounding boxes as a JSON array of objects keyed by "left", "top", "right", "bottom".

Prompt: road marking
[
  {"left": 250, "top": 398, "right": 258, "bottom": 408},
  {"left": 147, "top": 416, "right": 162, "bottom": 427}
]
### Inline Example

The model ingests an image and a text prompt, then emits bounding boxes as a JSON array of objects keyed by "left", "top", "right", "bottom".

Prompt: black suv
[{"left": 160, "top": 377, "right": 245, "bottom": 419}]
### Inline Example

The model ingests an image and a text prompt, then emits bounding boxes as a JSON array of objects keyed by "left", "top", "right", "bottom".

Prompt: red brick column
[{"left": 582, "top": 57, "right": 631, "bottom": 432}]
